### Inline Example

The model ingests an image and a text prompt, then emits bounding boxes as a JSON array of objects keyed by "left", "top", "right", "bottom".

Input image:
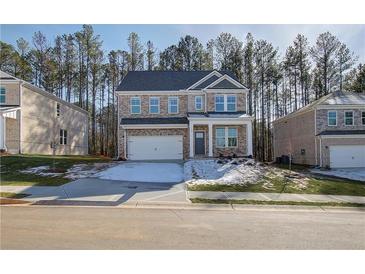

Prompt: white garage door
[
  {"left": 329, "top": 145, "right": 365, "bottom": 168},
  {"left": 128, "top": 135, "right": 183, "bottom": 160}
]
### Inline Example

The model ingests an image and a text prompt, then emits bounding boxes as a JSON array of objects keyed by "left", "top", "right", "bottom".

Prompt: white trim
[
  {"left": 130, "top": 96, "right": 141, "bottom": 114},
  {"left": 123, "top": 129, "right": 127, "bottom": 159},
  {"left": 19, "top": 82, "right": 23, "bottom": 154},
  {"left": 319, "top": 137, "right": 322, "bottom": 167},
  {"left": 205, "top": 89, "right": 246, "bottom": 94},
  {"left": 117, "top": 95, "right": 120, "bottom": 157},
  {"left": 205, "top": 74, "right": 246, "bottom": 90},
  {"left": 194, "top": 130, "right": 206, "bottom": 155},
  {"left": 168, "top": 96, "right": 179, "bottom": 114},
  {"left": 149, "top": 96, "right": 160, "bottom": 114},
  {"left": 317, "top": 105, "right": 365, "bottom": 110},
  {"left": 246, "top": 120, "right": 253, "bottom": 156},
  {"left": 214, "top": 94, "right": 237, "bottom": 112},
  {"left": 320, "top": 135, "right": 365, "bottom": 139},
  {"left": 344, "top": 110, "right": 354, "bottom": 126},
  {"left": 215, "top": 126, "right": 238, "bottom": 148},
  {"left": 121, "top": 124, "right": 188, "bottom": 129},
  {"left": 186, "top": 70, "right": 222, "bottom": 90},
  {"left": 327, "top": 110, "right": 337, "bottom": 126},
  {"left": 208, "top": 123, "right": 213, "bottom": 157},
  {"left": 194, "top": 95, "right": 203, "bottom": 111}
]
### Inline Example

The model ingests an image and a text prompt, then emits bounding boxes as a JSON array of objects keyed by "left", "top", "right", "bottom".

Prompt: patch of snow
[
  {"left": 65, "top": 162, "right": 117, "bottom": 180},
  {"left": 311, "top": 168, "right": 365, "bottom": 182},
  {"left": 20, "top": 166, "right": 63, "bottom": 177},
  {"left": 95, "top": 162, "right": 184, "bottom": 183}
]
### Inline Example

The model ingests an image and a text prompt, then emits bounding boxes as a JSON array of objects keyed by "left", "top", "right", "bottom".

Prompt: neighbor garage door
[
  {"left": 128, "top": 135, "right": 183, "bottom": 160},
  {"left": 329, "top": 145, "right": 365, "bottom": 168}
]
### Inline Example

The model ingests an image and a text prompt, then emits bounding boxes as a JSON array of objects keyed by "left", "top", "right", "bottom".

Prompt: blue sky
[{"left": 1, "top": 24, "right": 364, "bottom": 63}]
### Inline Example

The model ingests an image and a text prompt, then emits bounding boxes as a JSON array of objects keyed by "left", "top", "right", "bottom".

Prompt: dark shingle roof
[
  {"left": 116, "top": 70, "right": 242, "bottom": 91},
  {"left": 121, "top": 117, "right": 188, "bottom": 125},
  {"left": 317, "top": 130, "right": 365, "bottom": 136}
]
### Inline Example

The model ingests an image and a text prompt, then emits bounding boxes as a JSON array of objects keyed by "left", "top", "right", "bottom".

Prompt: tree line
[{"left": 0, "top": 25, "right": 364, "bottom": 161}]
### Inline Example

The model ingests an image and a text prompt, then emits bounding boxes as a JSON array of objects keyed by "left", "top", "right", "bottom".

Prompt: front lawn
[
  {"left": 0, "top": 154, "right": 112, "bottom": 186},
  {"left": 0, "top": 192, "right": 30, "bottom": 199}
]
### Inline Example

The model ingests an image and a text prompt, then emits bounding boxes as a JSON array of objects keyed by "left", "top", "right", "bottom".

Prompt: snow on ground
[
  {"left": 184, "top": 159, "right": 266, "bottom": 185},
  {"left": 95, "top": 162, "right": 184, "bottom": 183},
  {"left": 19, "top": 162, "right": 117, "bottom": 179},
  {"left": 311, "top": 168, "right": 365, "bottom": 182}
]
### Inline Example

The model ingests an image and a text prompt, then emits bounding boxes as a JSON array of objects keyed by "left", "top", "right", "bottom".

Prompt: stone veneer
[{"left": 119, "top": 128, "right": 189, "bottom": 159}]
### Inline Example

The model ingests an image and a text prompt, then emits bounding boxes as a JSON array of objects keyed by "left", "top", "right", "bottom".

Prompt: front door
[{"left": 194, "top": 131, "right": 205, "bottom": 155}]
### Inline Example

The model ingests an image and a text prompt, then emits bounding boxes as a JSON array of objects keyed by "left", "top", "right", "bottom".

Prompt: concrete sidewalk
[{"left": 187, "top": 191, "right": 365, "bottom": 204}]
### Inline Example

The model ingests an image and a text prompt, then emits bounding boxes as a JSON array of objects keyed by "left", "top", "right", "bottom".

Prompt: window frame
[
  {"left": 362, "top": 111, "right": 365, "bottom": 125},
  {"left": 149, "top": 96, "right": 160, "bottom": 114},
  {"left": 59, "top": 129, "right": 68, "bottom": 145},
  {"left": 214, "top": 95, "right": 225, "bottom": 112},
  {"left": 327, "top": 110, "right": 337, "bottom": 126},
  {"left": 344, "top": 110, "right": 354, "bottom": 126},
  {"left": 195, "top": 96, "right": 203, "bottom": 111},
  {"left": 130, "top": 96, "right": 141, "bottom": 114},
  {"left": 226, "top": 95, "right": 237, "bottom": 112},
  {"left": 215, "top": 127, "right": 238, "bottom": 148},
  {"left": 0, "top": 87, "right": 6, "bottom": 104},
  {"left": 168, "top": 96, "right": 179, "bottom": 114}
]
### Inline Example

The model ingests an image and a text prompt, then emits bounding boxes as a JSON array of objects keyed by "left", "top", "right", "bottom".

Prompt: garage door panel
[
  {"left": 128, "top": 135, "right": 183, "bottom": 160},
  {"left": 330, "top": 145, "right": 365, "bottom": 168}
]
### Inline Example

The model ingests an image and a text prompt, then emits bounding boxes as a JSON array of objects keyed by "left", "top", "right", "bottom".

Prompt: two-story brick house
[
  {"left": 0, "top": 70, "right": 88, "bottom": 155},
  {"left": 117, "top": 70, "right": 253, "bottom": 160},
  {"left": 273, "top": 91, "right": 365, "bottom": 168}
]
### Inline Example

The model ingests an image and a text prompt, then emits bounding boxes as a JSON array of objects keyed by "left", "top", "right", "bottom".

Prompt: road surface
[{"left": 1, "top": 206, "right": 364, "bottom": 249}]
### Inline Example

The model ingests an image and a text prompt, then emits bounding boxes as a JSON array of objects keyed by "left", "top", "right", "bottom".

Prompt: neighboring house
[
  {"left": 273, "top": 91, "right": 365, "bottom": 168},
  {"left": 116, "top": 70, "right": 253, "bottom": 160},
  {"left": 0, "top": 71, "right": 88, "bottom": 155}
]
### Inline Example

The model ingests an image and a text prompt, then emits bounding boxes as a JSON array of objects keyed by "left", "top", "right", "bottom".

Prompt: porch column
[
  {"left": 189, "top": 122, "right": 194, "bottom": 158},
  {"left": 208, "top": 123, "right": 213, "bottom": 157},
  {"left": 246, "top": 120, "right": 253, "bottom": 156}
]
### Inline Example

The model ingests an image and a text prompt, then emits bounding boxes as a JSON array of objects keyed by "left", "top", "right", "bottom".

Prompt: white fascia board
[
  {"left": 204, "top": 89, "right": 247, "bottom": 94},
  {"left": 205, "top": 74, "right": 246, "bottom": 90},
  {"left": 188, "top": 117, "right": 253, "bottom": 124},
  {"left": 121, "top": 124, "right": 188, "bottom": 129},
  {"left": 186, "top": 70, "right": 222, "bottom": 90},
  {"left": 0, "top": 80, "right": 22, "bottom": 84},
  {"left": 0, "top": 107, "right": 21, "bottom": 115},
  {"left": 116, "top": 90, "right": 185, "bottom": 95},
  {"left": 317, "top": 105, "right": 365, "bottom": 110},
  {"left": 320, "top": 135, "right": 365, "bottom": 139}
]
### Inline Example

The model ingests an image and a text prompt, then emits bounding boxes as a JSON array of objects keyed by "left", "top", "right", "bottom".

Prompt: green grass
[
  {"left": 188, "top": 176, "right": 365, "bottom": 196},
  {"left": 0, "top": 154, "right": 111, "bottom": 186},
  {"left": 190, "top": 198, "right": 365, "bottom": 207},
  {"left": 0, "top": 192, "right": 30, "bottom": 199}
]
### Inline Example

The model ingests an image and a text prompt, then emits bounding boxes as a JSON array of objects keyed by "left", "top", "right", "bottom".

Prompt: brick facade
[
  {"left": 206, "top": 93, "right": 246, "bottom": 112},
  {"left": 316, "top": 108, "right": 365, "bottom": 133},
  {"left": 212, "top": 124, "right": 247, "bottom": 157}
]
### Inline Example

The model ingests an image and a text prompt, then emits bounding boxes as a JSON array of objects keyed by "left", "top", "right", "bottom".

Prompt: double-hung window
[
  {"left": 328, "top": 111, "right": 337, "bottom": 126},
  {"left": 215, "top": 95, "right": 225, "bottom": 112},
  {"left": 60, "top": 129, "right": 67, "bottom": 145},
  {"left": 216, "top": 127, "right": 238, "bottom": 148},
  {"left": 344, "top": 111, "right": 354, "bottom": 126},
  {"left": 215, "top": 128, "right": 226, "bottom": 147},
  {"left": 0, "top": 87, "right": 5, "bottom": 104},
  {"left": 362, "top": 112, "right": 365, "bottom": 125},
  {"left": 227, "top": 95, "right": 236, "bottom": 112},
  {"left": 168, "top": 97, "right": 178, "bottom": 114},
  {"left": 149, "top": 97, "right": 160, "bottom": 114},
  {"left": 215, "top": 95, "right": 237, "bottom": 112},
  {"left": 130, "top": 97, "right": 141, "bottom": 114},
  {"left": 195, "top": 96, "right": 203, "bottom": 111}
]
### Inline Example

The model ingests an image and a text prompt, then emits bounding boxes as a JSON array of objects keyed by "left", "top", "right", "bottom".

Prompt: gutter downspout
[{"left": 19, "top": 81, "right": 23, "bottom": 154}]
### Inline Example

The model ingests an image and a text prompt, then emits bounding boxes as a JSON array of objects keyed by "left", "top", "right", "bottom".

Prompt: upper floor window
[
  {"left": 344, "top": 111, "right": 354, "bottom": 126},
  {"left": 149, "top": 97, "right": 160, "bottom": 114},
  {"left": 59, "top": 129, "right": 67, "bottom": 145},
  {"left": 56, "top": 103, "right": 60, "bottom": 117},
  {"left": 362, "top": 112, "right": 365, "bottom": 125},
  {"left": 227, "top": 95, "right": 237, "bottom": 112},
  {"left": 168, "top": 97, "right": 179, "bottom": 114},
  {"left": 215, "top": 95, "right": 225, "bottom": 112},
  {"left": 130, "top": 97, "right": 141, "bottom": 114},
  {"left": 215, "top": 95, "right": 237, "bottom": 112},
  {"left": 328, "top": 111, "right": 337, "bottom": 126},
  {"left": 195, "top": 96, "right": 203, "bottom": 111},
  {"left": 0, "top": 87, "right": 5, "bottom": 104}
]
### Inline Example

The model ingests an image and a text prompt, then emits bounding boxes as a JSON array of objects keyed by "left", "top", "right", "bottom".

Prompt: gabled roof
[
  {"left": 273, "top": 91, "right": 365, "bottom": 124},
  {"left": 116, "top": 70, "right": 244, "bottom": 91}
]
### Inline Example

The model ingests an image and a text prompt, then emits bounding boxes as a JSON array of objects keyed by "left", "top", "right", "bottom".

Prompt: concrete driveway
[
  {"left": 311, "top": 167, "right": 365, "bottom": 182},
  {"left": 0, "top": 161, "right": 188, "bottom": 206}
]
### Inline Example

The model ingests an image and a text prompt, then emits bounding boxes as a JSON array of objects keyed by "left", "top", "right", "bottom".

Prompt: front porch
[
  {"left": 188, "top": 113, "right": 253, "bottom": 158},
  {"left": 0, "top": 106, "right": 20, "bottom": 153}
]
